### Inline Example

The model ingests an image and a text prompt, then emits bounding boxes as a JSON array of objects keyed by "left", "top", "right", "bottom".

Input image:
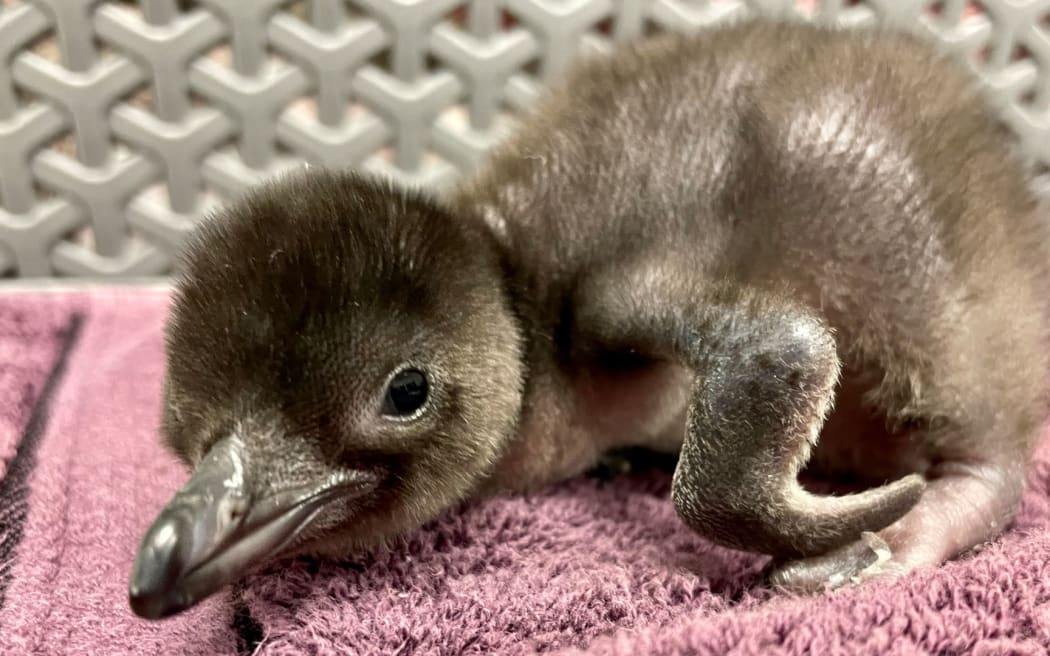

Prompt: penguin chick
[{"left": 130, "top": 19, "right": 1050, "bottom": 619}]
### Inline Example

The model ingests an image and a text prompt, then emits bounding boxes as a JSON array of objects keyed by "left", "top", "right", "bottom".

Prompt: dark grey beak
[{"left": 128, "top": 435, "right": 376, "bottom": 620}]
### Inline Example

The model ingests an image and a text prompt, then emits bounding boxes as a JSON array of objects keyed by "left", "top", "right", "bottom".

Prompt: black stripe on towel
[
  {"left": 231, "top": 584, "right": 265, "bottom": 655},
  {"left": 0, "top": 312, "right": 84, "bottom": 610}
]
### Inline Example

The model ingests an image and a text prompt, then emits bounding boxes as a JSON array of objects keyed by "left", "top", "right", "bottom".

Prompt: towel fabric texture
[{"left": 1, "top": 287, "right": 1048, "bottom": 655}]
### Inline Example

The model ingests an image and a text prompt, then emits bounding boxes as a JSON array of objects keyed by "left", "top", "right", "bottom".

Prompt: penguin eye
[{"left": 382, "top": 368, "right": 429, "bottom": 417}]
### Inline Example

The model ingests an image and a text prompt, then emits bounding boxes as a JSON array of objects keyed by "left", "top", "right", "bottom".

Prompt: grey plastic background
[{"left": 0, "top": 0, "right": 1047, "bottom": 279}]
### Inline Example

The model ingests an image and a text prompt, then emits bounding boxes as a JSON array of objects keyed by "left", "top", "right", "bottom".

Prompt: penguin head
[{"left": 129, "top": 168, "right": 524, "bottom": 619}]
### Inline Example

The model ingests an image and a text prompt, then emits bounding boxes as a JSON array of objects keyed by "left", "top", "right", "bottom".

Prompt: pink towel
[{"left": 1, "top": 287, "right": 1048, "bottom": 655}]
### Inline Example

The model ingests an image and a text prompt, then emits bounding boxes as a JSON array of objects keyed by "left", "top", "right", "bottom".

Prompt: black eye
[{"left": 383, "top": 368, "right": 429, "bottom": 417}]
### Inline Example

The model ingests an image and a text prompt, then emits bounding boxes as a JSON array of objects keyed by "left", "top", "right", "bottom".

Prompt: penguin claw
[{"left": 764, "top": 531, "right": 901, "bottom": 594}]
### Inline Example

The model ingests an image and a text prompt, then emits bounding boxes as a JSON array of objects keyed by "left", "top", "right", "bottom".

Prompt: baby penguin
[{"left": 129, "top": 19, "right": 1050, "bottom": 619}]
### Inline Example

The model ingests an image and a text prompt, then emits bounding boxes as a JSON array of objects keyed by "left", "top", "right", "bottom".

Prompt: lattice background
[{"left": 0, "top": 0, "right": 1047, "bottom": 278}]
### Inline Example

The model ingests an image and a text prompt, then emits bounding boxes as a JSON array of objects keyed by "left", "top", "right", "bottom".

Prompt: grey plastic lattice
[{"left": 0, "top": 0, "right": 1047, "bottom": 278}]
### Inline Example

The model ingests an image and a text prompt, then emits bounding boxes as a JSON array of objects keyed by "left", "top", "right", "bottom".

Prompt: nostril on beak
[{"left": 223, "top": 494, "right": 250, "bottom": 526}]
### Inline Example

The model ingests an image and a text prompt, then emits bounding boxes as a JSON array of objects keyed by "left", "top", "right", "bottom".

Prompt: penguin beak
[{"left": 128, "top": 435, "right": 377, "bottom": 620}]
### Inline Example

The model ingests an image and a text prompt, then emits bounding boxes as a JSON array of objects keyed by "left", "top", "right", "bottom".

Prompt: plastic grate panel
[{"left": 0, "top": 0, "right": 1047, "bottom": 278}]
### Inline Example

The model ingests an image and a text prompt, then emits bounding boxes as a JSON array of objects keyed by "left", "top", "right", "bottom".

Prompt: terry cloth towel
[{"left": 0, "top": 287, "right": 1049, "bottom": 656}]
